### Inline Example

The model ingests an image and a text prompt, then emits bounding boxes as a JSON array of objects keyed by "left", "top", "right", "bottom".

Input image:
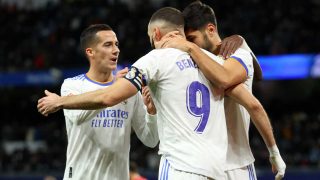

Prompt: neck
[{"left": 86, "top": 67, "right": 114, "bottom": 83}]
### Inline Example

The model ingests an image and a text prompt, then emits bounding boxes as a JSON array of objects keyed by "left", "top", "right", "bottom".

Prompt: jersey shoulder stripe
[
  {"left": 68, "top": 74, "right": 86, "bottom": 81},
  {"left": 230, "top": 56, "right": 249, "bottom": 75}
]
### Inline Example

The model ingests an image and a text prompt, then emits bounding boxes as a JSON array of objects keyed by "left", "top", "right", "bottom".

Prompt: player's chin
[{"left": 108, "top": 64, "right": 117, "bottom": 71}]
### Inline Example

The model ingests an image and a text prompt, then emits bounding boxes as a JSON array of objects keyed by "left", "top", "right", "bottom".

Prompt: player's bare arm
[
  {"left": 226, "top": 84, "right": 275, "bottom": 147},
  {"left": 219, "top": 35, "right": 244, "bottom": 59},
  {"left": 226, "top": 84, "right": 286, "bottom": 179},
  {"left": 37, "top": 78, "right": 138, "bottom": 116},
  {"left": 142, "top": 86, "right": 156, "bottom": 115},
  {"left": 161, "top": 35, "right": 247, "bottom": 89}
]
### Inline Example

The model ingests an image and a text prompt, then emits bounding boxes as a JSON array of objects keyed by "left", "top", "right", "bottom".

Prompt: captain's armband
[{"left": 124, "top": 66, "right": 146, "bottom": 91}]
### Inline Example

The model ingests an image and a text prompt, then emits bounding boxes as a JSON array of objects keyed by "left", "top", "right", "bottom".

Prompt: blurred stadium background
[{"left": 0, "top": 0, "right": 319, "bottom": 179}]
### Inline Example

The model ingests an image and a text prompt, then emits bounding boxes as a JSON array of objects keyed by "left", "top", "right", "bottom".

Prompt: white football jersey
[
  {"left": 60, "top": 74, "right": 158, "bottom": 180},
  {"left": 132, "top": 48, "right": 227, "bottom": 179},
  {"left": 224, "top": 46, "right": 255, "bottom": 170}
]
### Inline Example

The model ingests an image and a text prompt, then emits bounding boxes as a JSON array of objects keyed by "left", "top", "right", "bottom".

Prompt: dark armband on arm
[{"left": 124, "top": 66, "right": 146, "bottom": 91}]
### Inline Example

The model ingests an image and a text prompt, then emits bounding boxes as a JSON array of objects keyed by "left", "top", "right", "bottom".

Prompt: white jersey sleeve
[
  {"left": 131, "top": 93, "right": 159, "bottom": 148},
  {"left": 230, "top": 48, "right": 254, "bottom": 78},
  {"left": 132, "top": 52, "right": 160, "bottom": 84},
  {"left": 201, "top": 48, "right": 225, "bottom": 65},
  {"left": 61, "top": 79, "right": 102, "bottom": 125}
]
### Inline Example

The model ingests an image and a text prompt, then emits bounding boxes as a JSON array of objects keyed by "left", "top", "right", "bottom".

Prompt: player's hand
[
  {"left": 268, "top": 145, "right": 286, "bottom": 180},
  {"left": 116, "top": 67, "right": 129, "bottom": 79},
  {"left": 37, "top": 90, "right": 62, "bottom": 116},
  {"left": 154, "top": 31, "right": 180, "bottom": 49},
  {"left": 161, "top": 36, "right": 193, "bottom": 53},
  {"left": 219, "top": 35, "right": 244, "bottom": 59},
  {"left": 142, "top": 86, "right": 156, "bottom": 115}
]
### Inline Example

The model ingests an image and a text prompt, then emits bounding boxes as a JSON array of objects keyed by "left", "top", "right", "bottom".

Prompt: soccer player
[
  {"left": 55, "top": 24, "right": 159, "bottom": 180},
  {"left": 157, "top": 1, "right": 286, "bottom": 180}
]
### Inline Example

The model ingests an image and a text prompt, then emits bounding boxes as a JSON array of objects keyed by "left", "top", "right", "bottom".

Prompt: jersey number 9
[{"left": 186, "top": 81, "right": 210, "bottom": 134}]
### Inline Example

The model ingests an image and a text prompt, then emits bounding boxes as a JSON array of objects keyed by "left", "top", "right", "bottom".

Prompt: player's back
[{"left": 133, "top": 48, "right": 227, "bottom": 179}]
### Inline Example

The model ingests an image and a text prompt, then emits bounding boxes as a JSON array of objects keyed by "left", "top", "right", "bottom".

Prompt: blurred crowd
[
  {"left": 0, "top": 0, "right": 319, "bottom": 71},
  {"left": 0, "top": 0, "right": 319, "bottom": 176}
]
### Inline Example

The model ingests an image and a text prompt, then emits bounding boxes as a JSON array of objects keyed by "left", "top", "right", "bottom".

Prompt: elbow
[
  {"left": 213, "top": 72, "right": 238, "bottom": 89},
  {"left": 247, "top": 98, "right": 263, "bottom": 114},
  {"left": 216, "top": 73, "right": 247, "bottom": 90},
  {"left": 217, "top": 79, "right": 233, "bottom": 90}
]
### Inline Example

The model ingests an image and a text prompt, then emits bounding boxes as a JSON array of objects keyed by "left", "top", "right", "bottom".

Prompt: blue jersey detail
[
  {"left": 84, "top": 74, "right": 115, "bottom": 86},
  {"left": 231, "top": 56, "right": 249, "bottom": 76},
  {"left": 70, "top": 74, "right": 85, "bottom": 81}
]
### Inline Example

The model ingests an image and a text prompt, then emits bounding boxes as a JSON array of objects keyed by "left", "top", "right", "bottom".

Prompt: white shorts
[
  {"left": 225, "top": 163, "right": 257, "bottom": 180},
  {"left": 158, "top": 156, "right": 215, "bottom": 180}
]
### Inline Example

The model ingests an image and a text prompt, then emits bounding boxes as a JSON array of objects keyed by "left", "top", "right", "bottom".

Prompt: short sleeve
[
  {"left": 132, "top": 51, "right": 159, "bottom": 84},
  {"left": 201, "top": 48, "right": 224, "bottom": 65},
  {"left": 230, "top": 48, "right": 253, "bottom": 76}
]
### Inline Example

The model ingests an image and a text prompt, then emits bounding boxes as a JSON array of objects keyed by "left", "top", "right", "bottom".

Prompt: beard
[{"left": 202, "top": 33, "right": 214, "bottom": 52}]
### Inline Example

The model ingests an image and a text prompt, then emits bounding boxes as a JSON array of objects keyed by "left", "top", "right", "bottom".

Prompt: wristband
[{"left": 268, "top": 144, "right": 280, "bottom": 156}]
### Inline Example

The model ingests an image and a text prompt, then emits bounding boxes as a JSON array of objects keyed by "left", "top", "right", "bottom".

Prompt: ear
[
  {"left": 153, "top": 27, "right": 162, "bottom": 41},
  {"left": 206, "top": 23, "right": 218, "bottom": 37},
  {"left": 85, "top": 48, "right": 93, "bottom": 57}
]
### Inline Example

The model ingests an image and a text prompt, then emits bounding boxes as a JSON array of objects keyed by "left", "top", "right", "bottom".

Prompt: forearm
[
  {"left": 59, "top": 78, "right": 137, "bottom": 110},
  {"left": 133, "top": 112, "right": 159, "bottom": 148},
  {"left": 227, "top": 84, "right": 276, "bottom": 147},
  {"left": 248, "top": 102, "right": 276, "bottom": 147},
  {"left": 59, "top": 89, "right": 110, "bottom": 110},
  {"left": 188, "top": 43, "right": 233, "bottom": 89},
  {"left": 142, "top": 113, "right": 159, "bottom": 147}
]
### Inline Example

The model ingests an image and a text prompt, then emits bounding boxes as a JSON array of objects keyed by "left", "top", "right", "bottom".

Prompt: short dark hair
[
  {"left": 183, "top": 1, "right": 217, "bottom": 31},
  {"left": 80, "top": 24, "right": 113, "bottom": 54},
  {"left": 149, "top": 7, "right": 184, "bottom": 27}
]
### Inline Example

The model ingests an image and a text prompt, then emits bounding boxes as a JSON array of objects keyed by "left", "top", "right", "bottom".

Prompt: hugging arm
[
  {"left": 37, "top": 78, "right": 139, "bottom": 116},
  {"left": 159, "top": 34, "right": 247, "bottom": 89},
  {"left": 226, "top": 84, "right": 286, "bottom": 179}
]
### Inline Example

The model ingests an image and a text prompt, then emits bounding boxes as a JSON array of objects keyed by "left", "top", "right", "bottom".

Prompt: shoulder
[
  {"left": 232, "top": 48, "right": 252, "bottom": 58},
  {"left": 66, "top": 74, "right": 86, "bottom": 81},
  {"left": 62, "top": 74, "right": 86, "bottom": 88},
  {"left": 230, "top": 48, "right": 253, "bottom": 64},
  {"left": 64, "top": 74, "right": 85, "bottom": 83},
  {"left": 200, "top": 48, "right": 224, "bottom": 64},
  {"left": 149, "top": 48, "right": 186, "bottom": 57}
]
